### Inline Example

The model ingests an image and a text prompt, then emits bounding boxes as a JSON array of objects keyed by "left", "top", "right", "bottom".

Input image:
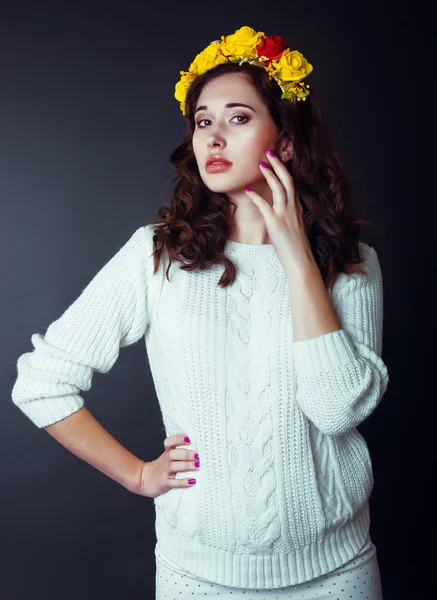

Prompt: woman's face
[{"left": 192, "top": 72, "right": 280, "bottom": 196}]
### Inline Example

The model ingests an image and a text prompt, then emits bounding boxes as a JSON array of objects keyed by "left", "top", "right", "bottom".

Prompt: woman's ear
[{"left": 277, "top": 135, "right": 294, "bottom": 163}]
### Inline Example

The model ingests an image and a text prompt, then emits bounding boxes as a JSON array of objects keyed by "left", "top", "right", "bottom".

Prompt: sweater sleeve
[
  {"left": 11, "top": 225, "right": 154, "bottom": 428},
  {"left": 292, "top": 244, "right": 389, "bottom": 437}
]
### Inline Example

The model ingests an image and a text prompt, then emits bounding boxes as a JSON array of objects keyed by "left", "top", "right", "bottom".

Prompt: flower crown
[{"left": 174, "top": 25, "right": 313, "bottom": 116}]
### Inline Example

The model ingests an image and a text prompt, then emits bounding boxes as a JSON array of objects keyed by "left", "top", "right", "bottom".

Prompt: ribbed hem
[
  {"left": 154, "top": 503, "right": 370, "bottom": 589},
  {"left": 12, "top": 394, "right": 84, "bottom": 428},
  {"left": 293, "top": 329, "right": 358, "bottom": 377}
]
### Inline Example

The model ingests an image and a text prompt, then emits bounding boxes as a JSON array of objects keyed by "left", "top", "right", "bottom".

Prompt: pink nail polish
[
  {"left": 260, "top": 161, "right": 269, "bottom": 168},
  {"left": 184, "top": 436, "right": 191, "bottom": 443},
  {"left": 188, "top": 479, "right": 196, "bottom": 485},
  {"left": 267, "top": 149, "right": 275, "bottom": 157}
]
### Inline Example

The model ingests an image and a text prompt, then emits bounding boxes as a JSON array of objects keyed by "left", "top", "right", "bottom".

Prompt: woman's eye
[{"left": 196, "top": 114, "right": 248, "bottom": 128}]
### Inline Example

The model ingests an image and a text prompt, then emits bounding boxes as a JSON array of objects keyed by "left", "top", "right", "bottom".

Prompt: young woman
[{"left": 12, "top": 26, "right": 388, "bottom": 599}]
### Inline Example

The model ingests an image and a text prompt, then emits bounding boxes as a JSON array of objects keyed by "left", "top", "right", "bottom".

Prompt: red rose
[{"left": 256, "top": 35, "right": 290, "bottom": 64}]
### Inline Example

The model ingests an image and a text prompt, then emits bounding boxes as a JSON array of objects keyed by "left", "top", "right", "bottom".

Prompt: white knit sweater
[{"left": 11, "top": 224, "right": 389, "bottom": 589}]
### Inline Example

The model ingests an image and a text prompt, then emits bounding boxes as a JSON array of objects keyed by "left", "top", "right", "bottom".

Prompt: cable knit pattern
[
  {"left": 11, "top": 224, "right": 389, "bottom": 589},
  {"left": 226, "top": 261, "right": 280, "bottom": 553}
]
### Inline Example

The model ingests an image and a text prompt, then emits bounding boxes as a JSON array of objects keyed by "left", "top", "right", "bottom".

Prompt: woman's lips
[{"left": 206, "top": 162, "right": 232, "bottom": 173}]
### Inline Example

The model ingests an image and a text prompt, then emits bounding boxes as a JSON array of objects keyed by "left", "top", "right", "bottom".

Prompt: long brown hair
[{"left": 149, "top": 61, "right": 374, "bottom": 289}]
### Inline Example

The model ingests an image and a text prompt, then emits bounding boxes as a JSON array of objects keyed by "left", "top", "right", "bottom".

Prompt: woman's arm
[
  {"left": 11, "top": 227, "right": 156, "bottom": 493},
  {"left": 44, "top": 405, "right": 145, "bottom": 493},
  {"left": 11, "top": 225, "right": 153, "bottom": 428},
  {"left": 290, "top": 244, "right": 389, "bottom": 437}
]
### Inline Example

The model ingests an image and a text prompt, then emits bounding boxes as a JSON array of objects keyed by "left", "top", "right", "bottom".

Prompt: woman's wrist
[{"left": 127, "top": 459, "right": 149, "bottom": 495}]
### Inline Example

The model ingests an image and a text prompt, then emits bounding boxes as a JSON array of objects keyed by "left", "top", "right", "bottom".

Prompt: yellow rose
[
  {"left": 220, "top": 25, "right": 264, "bottom": 59},
  {"left": 270, "top": 49, "right": 313, "bottom": 82},
  {"left": 174, "top": 70, "right": 197, "bottom": 104},
  {"left": 174, "top": 70, "right": 198, "bottom": 115},
  {"left": 189, "top": 41, "right": 228, "bottom": 76}
]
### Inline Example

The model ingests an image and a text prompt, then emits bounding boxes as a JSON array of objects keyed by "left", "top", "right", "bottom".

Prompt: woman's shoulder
[
  {"left": 348, "top": 241, "right": 379, "bottom": 275},
  {"left": 126, "top": 223, "right": 159, "bottom": 255},
  {"left": 328, "top": 242, "right": 381, "bottom": 294},
  {"left": 357, "top": 242, "right": 381, "bottom": 274},
  {"left": 132, "top": 222, "right": 156, "bottom": 241},
  {"left": 358, "top": 240, "right": 377, "bottom": 257}
]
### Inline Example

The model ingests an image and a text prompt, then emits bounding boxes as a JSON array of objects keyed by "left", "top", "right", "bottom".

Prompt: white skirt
[{"left": 155, "top": 535, "right": 383, "bottom": 599}]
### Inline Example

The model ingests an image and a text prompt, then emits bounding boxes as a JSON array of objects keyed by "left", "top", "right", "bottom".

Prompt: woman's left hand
[{"left": 245, "top": 149, "right": 314, "bottom": 271}]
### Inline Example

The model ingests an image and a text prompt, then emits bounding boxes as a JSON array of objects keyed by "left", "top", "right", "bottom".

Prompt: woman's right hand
[{"left": 131, "top": 433, "right": 200, "bottom": 499}]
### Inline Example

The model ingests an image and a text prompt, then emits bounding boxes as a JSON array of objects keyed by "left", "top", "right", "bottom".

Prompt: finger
[
  {"left": 259, "top": 161, "right": 287, "bottom": 211},
  {"left": 244, "top": 187, "right": 275, "bottom": 221},
  {"left": 164, "top": 433, "right": 191, "bottom": 451},
  {"left": 168, "top": 459, "right": 201, "bottom": 474},
  {"left": 167, "top": 476, "right": 197, "bottom": 488},
  {"left": 265, "top": 150, "right": 295, "bottom": 204},
  {"left": 168, "top": 447, "right": 199, "bottom": 461}
]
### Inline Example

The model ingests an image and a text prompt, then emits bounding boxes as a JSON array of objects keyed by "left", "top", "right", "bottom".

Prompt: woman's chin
[{"left": 204, "top": 179, "right": 255, "bottom": 195}]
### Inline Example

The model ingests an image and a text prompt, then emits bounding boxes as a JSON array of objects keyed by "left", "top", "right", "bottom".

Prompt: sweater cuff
[
  {"left": 13, "top": 394, "right": 84, "bottom": 428},
  {"left": 293, "top": 329, "right": 358, "bottom": 376}
]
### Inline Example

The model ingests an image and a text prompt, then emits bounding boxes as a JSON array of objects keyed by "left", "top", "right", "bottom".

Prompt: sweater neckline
[
  {"left": 224, "top": 238, "right": 283, "bottom": 272},
  {"left": 225, "top": 239, "right": 275, "bottom": 249}
]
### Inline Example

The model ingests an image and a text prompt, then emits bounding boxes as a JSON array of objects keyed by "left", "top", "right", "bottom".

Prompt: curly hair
[{"left": 148, "top": 61, "right": 375, "bottom": 289}]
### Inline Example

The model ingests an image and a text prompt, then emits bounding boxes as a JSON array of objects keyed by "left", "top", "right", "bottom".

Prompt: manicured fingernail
[
  {"left": 194, "top": 461, "right": 200, "bottom": 468},
  {"left": 194, "top": 453, "right": 199, "bottom": 459},
  {"left": 267, "top": 149, "right": 275, "bottom": 157},
  {"left": 188, "top": 479, "right": 196, "bottom": 485},
  {"left": 260, "top": 161, "right": 269, "bottom": 168},
  {"left": 245, "top": 186, "right": 252, "bottom": 191},
  {"left": 184, "top": 436, "right": 191, "bottom": 443}
]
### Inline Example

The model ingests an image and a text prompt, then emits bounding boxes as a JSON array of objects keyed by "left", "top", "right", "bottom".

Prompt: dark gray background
[{"left": 1, "top": 1, "right": 432, "bottom": 598}]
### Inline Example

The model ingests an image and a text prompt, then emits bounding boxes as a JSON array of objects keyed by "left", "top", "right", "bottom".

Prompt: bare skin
[
  {"left": 44, "top": 407, "right": 199, "bottom": 498},
  {"left": 136, "top": 434, "right": 200, "bottom": 498},
  {"left": 192, "top": 71, "right": 293, "bottom": 245}
]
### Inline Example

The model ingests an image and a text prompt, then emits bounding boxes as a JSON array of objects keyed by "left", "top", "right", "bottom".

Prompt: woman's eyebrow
[{"left": 194, "top": 103, "right": 256, "bottom": 116}]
